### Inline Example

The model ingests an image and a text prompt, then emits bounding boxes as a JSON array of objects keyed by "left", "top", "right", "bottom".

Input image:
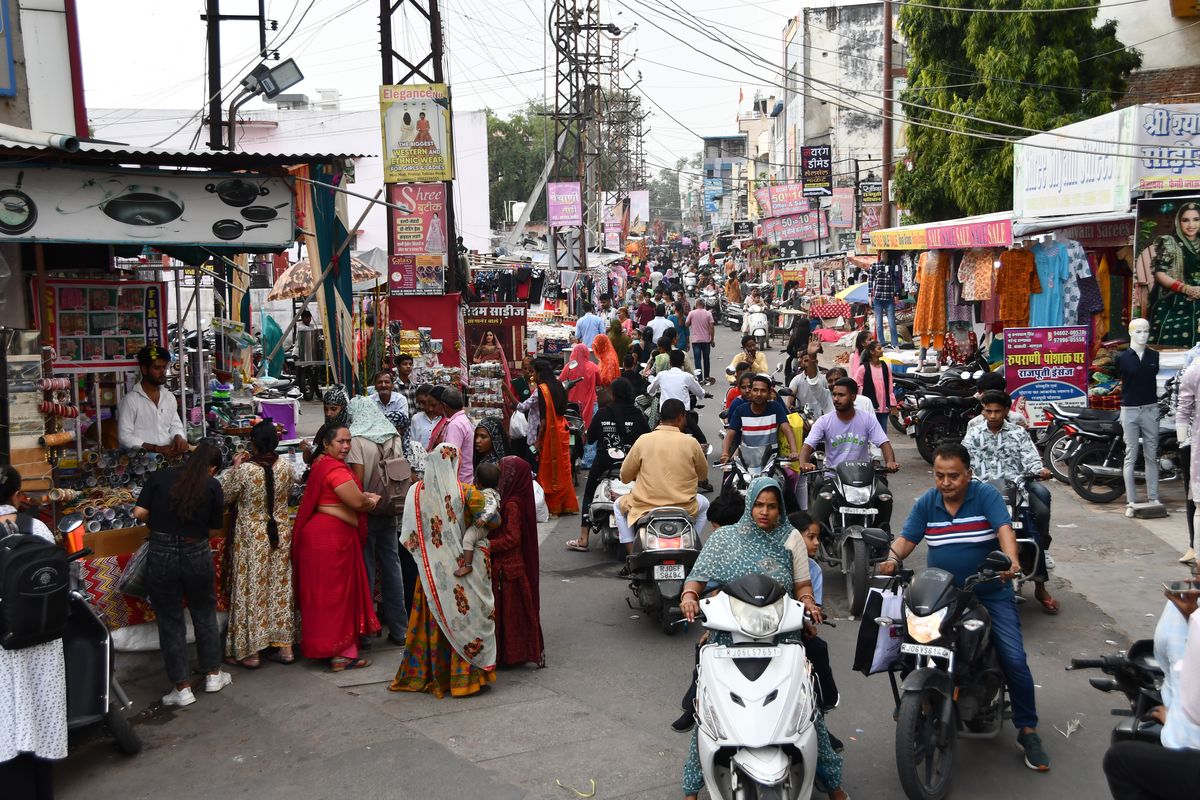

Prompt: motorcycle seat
[{"left": 1073, "top": 409, "right": 1119, "bottom": 421}]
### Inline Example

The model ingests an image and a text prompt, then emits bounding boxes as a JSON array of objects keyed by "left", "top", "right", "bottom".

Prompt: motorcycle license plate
[
  {"left": 838, "top": 506, "right": 877, "bottom": 515},
  {"left": 901, "top": 643, "right": 953, "bottom": 659},
  {"left": 906, "top": 424, "right": 916, "bottom": 435},
  {"left": 714, "top": 647, "right": 781, "bottom": 659},
  {"left": 1012, "top": 520, "right": 1023, "bottom": 529},
  {"left": 654, "top": 564, "right": 686, "bottom": 580}
]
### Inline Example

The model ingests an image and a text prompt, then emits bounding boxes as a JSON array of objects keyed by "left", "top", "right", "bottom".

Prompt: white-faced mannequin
[{"left": 1129, "top": 318, "right": 1150, "bottom": 356}]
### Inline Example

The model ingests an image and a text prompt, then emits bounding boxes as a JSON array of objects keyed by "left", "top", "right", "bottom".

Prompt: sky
[{"left": 77, "top": 0, "right": 798, "bottom": 174}]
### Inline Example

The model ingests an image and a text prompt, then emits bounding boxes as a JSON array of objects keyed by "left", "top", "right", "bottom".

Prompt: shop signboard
[
  {"left": 603, "top": 202, "right": 622, "bottom": 250},
  {"left": 389, "top": 254, "right": 444, "bottom": 296},
  {"left": 828, "top": 187, "right": 855, "bottom": 227},
  {"left": 776, "top": 238, "right": 805, "bottom": 261},
  {"left": 1004, "top": 326, "right": 1090, "bottom": 426},
  {"left": 859, "top": 181, "right": 883, "bottom": 206},
  {"left": 870, "top": 225, "right": 926, "bottom": 250},
  {"left": 463, "top": 302, "right": 527, "bottom": 374},
  {"left": 1135, "top": 103, "right": 1200, "bottom": 191},
  {"left": 35, "top": 278, "right": 167, "bottom": 372},
  {"left": 388, "top": 183, "right": 447, "bottom": 255},
  {"left": 0, "top": 166, "right": 293, "bottom": 247},
  {"left": 1134, "top": 194, "right": 1200, "bottom": 325},
  {"left": 769, "top": 210, "right": 826, "bottom": 243},
  {"left": 768, "top": 182, "right": 808, "bottom": 216},
  {"left": 1012, "top": 107, "right": 1134, "bottom": 218},
  {"left": 754, "top": 186, "right": 773, "bottom": 218},
  {"left": 925, "top": 216, "right": 1012, "bottom": 249},
  {"left": 627, "top": 190, "right": 650, "bottom": 236},
  {"left": 801, "top": 145, "right": 832, "bottom": 196},
  {"left": 837, "top": 231, "right": 859, "bottom": 253},
  {"left": 704, "top": 178, "right": 723, "bottom": 213},
  {"left": 547, "top": 181, "right": 582, "bottom": 227},
  {"left": 733, "top": 220, "right": 753, "bottom": 236},
  {"left": 380, "top": 83, "right": 455, "bottom": 183}
]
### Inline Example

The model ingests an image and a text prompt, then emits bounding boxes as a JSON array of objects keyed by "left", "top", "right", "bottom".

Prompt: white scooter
[
  {"left": 590, "top": 450, "right": 629, "bottom": 560},
  {"left": 693, "top": 573, "right": 818, "bottom": 800},
  {"left": 744, "top": 302, "right": 770, "bottom": 351}
]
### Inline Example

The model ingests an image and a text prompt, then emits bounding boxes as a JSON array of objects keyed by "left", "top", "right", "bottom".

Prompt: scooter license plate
[
  {"left": 838, "top": 506, "right": 877, "bottom": 515},
  {"left": 714, "top": 646, "right": 781, "bottom": 659},
  {"left": 654, "top": 564, "right": 686, "bottom": 580},
  {"left": 901, "top": 642, "right": 953, "bottom": 659},
  {"left": 906, "top": 424, "right": 916, "bottom": 435}
]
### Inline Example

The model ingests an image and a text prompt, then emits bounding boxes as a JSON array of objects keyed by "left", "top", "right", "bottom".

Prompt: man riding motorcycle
[
  {"left": 961, "top": 389, "right": 1059, "bottom": 614},
  {"left": 720, "top": 374, "right": 800, "bottom": 502},
  {"left": 726, "top": 334, "right": 769, "bottom": 383},
  {"left": 879, "top": 442, "right": 1051, "bottom": 773}
]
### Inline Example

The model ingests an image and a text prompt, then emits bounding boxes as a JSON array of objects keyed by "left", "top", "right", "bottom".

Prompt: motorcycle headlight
[
  {"left": 842, "top": 485, "right": 871, "bottom": 506},
  {"left": 906, "top": 607, "right": 948, "bottom": 644},
  {"left": 728, "top": 595, "right": 784, "bottom": 638},
  {"left": 701, "top": 686, "right": 728, "bottom": 740}
]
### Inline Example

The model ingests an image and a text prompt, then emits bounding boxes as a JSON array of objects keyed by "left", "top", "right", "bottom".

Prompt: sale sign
[{"left": 1004, "top": 326, "right": 1091, "bottom": 426}]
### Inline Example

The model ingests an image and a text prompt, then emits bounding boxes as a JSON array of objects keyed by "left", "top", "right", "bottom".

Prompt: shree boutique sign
[
  {"left": 1136, "top": 104, "right": 1200, "bottom": 191},
  {"left": 1004, "top": 326, "right": 1090, "bottom": 426}
]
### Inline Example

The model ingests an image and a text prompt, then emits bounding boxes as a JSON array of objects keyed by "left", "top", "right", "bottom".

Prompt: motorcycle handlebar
[{"left": 1068, "top": 658, "right": 1108, "bottom": 670}]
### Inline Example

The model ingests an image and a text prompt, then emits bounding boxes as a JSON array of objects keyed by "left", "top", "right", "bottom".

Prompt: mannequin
[{"left": 1117, "top": 318, "right": 1161, "bottom": 512}]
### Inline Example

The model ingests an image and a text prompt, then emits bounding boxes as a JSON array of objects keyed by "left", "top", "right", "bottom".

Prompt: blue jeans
[
  {"left": 147, "top": 536, "right": 221, "bottom": 684},
  {"left": 363, "top": 515, "right": 407, "bottom": 638},
  {"left": 979, "top": 589, "right": 1038, "bottom": 730},
  {"left": 873, "top": 299, "right": 898, "bottom": 348},
  {"left": 692, "top": 341, "right": 712, "bottom": 381}
]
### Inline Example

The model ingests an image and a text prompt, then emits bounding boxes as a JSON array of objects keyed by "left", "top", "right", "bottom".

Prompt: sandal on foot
[
  {"left": 565, "top": 539, "right": 589, "bottom": 552},
  {"left": 225, "top": 655, "right": 261, "bottom": 670},
  {"left": 266, "top": 651, "right": 295, "bottom": 665},
  {"left": 329, "top": 657, "right": 371, "bottom": 672},
  {"left": 1037, "top": 596, "right": 1060, "bottom": 615}
]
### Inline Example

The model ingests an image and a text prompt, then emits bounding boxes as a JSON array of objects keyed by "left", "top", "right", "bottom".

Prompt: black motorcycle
[
  {"left": 907, "top": 360, "right": 990, "bottom": 464},
  {"left": 984, "top": 475, "right": 1051, "bottom": 597},
  {"left": 809, "top": 461, "right": 894, "bottom": 617},
  {"left": 1068, "top": 426, "right": 1181, "bottom": 504},
  {"left": 863, "top": 528, "right": 1013, "bottom": 800},
  {"left": 1067, "top": 639, "right": 1163, "bottom": 745},
  {"left": 624, "top": 508, "right": 701, "bottom": 635},
  {"left": 1038, "top": 403, "right": 1120, "bottom": 484}
]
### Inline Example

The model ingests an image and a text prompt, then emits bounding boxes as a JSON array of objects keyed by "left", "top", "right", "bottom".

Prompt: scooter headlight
[
  {"left": 728, "top": 595, "right": 784, "bottom": 638},
  {"left": 906, "top": 607, "right": 948, "bottom": 644},
  {"left": 701, "top": 686, "right": 729, "bottom": 740},
  {"left": 842, "top": 485, "right": 871, "bottom": 506},
  {"left": 787, "top": 661, "right": 817, "bottom": 735}
]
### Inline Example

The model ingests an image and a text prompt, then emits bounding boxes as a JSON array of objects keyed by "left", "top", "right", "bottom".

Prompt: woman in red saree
[
  {"left": 591, "top": 334, "right": 620, "bottom": 388},
  {"left": 559, "top": 343, "right": 599, "bottom": 427},
  {"left": 293, "top": 425, "right": 382, "bottom": 670},
  {"left": 490, "top": 457, "right": 545, "bottom": 667},
  {"left": 533, "top": 359, "right": 578, "bottom": 515}
]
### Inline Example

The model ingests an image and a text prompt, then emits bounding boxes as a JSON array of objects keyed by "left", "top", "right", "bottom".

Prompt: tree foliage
[
  {"left": 486, "top": 102, "right": 554, "bottom": 227},
  {"left": 894, "top": 0, "right": 1141, "bottom": 222},
  {"left": 647, "top": 156, "right": 691, "bottom": 232}
]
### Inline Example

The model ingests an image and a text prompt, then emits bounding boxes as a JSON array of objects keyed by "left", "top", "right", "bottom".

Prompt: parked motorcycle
[
  {"left": 692, "top": 574, "right": 818, "bottom": 799},
  {"left": 590, "top": 457, "right": 628, "bottom": 560},
  {"left": 56, "top": 513, "right": 142, "bottom": 755},
  {"left": 863, "top": 528, "right": 1014, "bottom": 800},
  {"left": 909, "top": 364, "right": 989, "bottom": 464},
  {"left": 1038, "top": 403, "right": 1120, "bottom": 484},
  {"left": 1068, "top": 424, "right": 1181, "bottom": 504},
  {"left": 624, "top": 507, "right": 701, "bottom": 635},
  {"left": 1067, "top": 639, "right": 1163, "bottom": 745}
]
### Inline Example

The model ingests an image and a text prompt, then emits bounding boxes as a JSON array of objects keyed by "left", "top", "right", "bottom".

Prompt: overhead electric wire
[{"left": 897, "top": 0, "right": 1147, "bottom": 12}]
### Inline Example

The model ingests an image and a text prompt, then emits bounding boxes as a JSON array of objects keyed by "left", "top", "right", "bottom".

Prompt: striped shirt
[{"left": 900, "top": 481, "right": 1013, "bottom": 597}]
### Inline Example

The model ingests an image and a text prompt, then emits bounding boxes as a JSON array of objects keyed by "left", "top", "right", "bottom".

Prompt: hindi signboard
[
  {"left": 380, "top": 83, "right": 455, "bottom": 183},
  {"left": 389, "top": 254, "right": 445, "bottom": 296},
  {"left": 389, "top": 183, "right": 447, "bottom": 255},
  {"left": 801, "top": 145, "right": 832, "bottom": 196},
  {"left": 768, "top": 182, "right": 808, "bottom": 216},
  {"left": 1004, "top": 326, "right": 1090, "bottom": 426},
  {"left": 548, "top": 182, "right": 583, "bottom": 227}
]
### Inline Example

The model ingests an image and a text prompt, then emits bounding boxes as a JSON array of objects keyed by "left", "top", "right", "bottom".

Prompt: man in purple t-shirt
[
  {"left": 798, "top": 377, "right": 899, "bottom": 532},
  {"left": 685, "top": 300, "right": 716, "bottom": 385}
]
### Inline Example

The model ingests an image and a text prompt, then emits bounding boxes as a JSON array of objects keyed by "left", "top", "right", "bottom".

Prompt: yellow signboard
[{"left": 380, "top": 84, "right": 455, "bottom": 183}]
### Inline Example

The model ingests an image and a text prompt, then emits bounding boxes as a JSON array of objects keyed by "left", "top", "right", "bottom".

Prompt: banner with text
[
  {"left": 801, "top": 145, "right": 833, "bottom": 196},
  {"left": 388, "top": 183, "right": 447, "bottom": 255},
  {"left": 768, "top": 182, "right": 809, "bottom": 216},
  {"left": 548, "top": 181, "right": 583, "bottom": 227},
  {"left": 1004, "top": 326, "right": 1090, "bottom": 426},
  {"left": 464, "top": 302, "right": 528, "bottom": 372},
  {"left": 380, "top": 83, "right": 455, "bottom": 183}
]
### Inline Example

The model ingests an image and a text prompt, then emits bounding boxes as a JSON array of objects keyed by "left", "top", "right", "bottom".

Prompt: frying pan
[
  {"left": 206, "top": 179, "right": 269, "bottom": 207},
  {"left": 212, "top": 219, "right": 269, "bottom": 241},
  {"left": 101, "top": 186, "right": 185, "bottom": 226},
  {"left": 0, "top": 171, "right": 36, "bottom": 235},
  {"left": 239, "top": 201, "right": 289, "bottom": 223}
]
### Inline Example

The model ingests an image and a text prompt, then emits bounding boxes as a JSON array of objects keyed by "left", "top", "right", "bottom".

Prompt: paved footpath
[{"left": 56, "top": 324, "right": 1196, "bottom": 800}]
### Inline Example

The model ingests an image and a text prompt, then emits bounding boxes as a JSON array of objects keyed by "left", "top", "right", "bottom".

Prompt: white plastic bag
[
  {"left": 533, "top": 479, "right": 550, "bottom": 523},
  {"left": 509, "top": 409, "right": 529, "bottom": 439}
]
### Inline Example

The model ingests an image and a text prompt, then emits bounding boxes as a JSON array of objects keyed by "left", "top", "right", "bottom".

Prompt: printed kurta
[{"left": 997, "top": 249, "right": 1042, "bottom": 328}]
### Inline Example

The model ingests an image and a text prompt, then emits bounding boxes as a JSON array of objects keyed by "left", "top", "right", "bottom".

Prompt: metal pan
[
  {"left": 240, "top": 201, "right": 289, "bottom": 223},
  {"left": 212, "top": 219, "right": 269, "bottom": 240}
]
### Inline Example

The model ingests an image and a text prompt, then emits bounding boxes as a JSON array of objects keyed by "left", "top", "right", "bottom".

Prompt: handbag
[
  {"left": 116, "top": 540, "right": 152, "bottom": 599},
  {"left": 852, "top": 582, "right": 905, "bottom": 675}
]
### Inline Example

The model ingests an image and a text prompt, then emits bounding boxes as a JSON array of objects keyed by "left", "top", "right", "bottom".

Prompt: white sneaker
[
  {"left": 1044, "top": 554, "right": 1056, "bottom": 570},
  {"left": 1181, "top": 547, "right": 1197, "bottom": 564},
  {"left": 162, "top": 686, "right": 196, "bottom": 707},
  {"left": 204, "top": 670, "right": 232, "bottom": 693}
]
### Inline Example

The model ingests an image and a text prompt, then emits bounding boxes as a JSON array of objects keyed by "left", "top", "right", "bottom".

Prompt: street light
[{"left": 228, "top": 58, "right": 305, "bottom": 149}]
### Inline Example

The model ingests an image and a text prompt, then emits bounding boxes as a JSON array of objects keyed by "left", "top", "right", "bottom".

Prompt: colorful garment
[
  {"left": 1030, "top": 241, "right": 1069, "bottom": 327},
  {"left": 997, "top": 249, "right": 1041, "bottom": 327},
  {"left": 559, "top": 343, "right": 599, "bottom": 426},
  {"left": 962, "top": 421, "right": 1042, "bottom": 503},
  {"left": 592, "top": 333, "right": 620, "bottom": 386},
  {"left": 1063, "top": 240, "right": 1092, "bottom": 324},
  {"left": 1150, "top": 207, "right": 1200, "bottom": 346},
  {"left": 958, "top": 248, "right": 996, "bottom": 301},
  {"left": 913, "top": 251, "right": 948, "bottom": 348},
  {"left": 473, "top": 417, "right": 508, "bottom": 467},
  {"left": 946, "top": 268, "right": 973, "bottom": 324},
  {"left": 535, "top": 383, "right": 579, "bottom": 514},
  {"left": 218, "top": 459, "right": 298, "bottom": 660},
  {"left": 489, "top": 457, "right": 545, "bottom": 667},
  {"left": 392, "top": 443, "right": 496, "bottom": 697}
]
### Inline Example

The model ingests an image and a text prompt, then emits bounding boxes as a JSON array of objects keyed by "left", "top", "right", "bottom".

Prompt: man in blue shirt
[
  {"left": 878, "top": 442, "right": 1050, "bottom": 773},
  {"left": 573, "top": 301, "right": 606, "bottom": 349}
]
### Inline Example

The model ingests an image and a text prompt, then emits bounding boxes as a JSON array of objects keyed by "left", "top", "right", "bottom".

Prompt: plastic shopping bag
[{"left": 852, "top": 583, "right": 905, "bottom": 675}]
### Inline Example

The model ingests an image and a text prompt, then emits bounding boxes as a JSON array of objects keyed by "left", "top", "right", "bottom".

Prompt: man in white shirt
[
  {"left": 596, "top": 294, "right": 617, "bottom": 326},
  {"left": 117, "top": 343, "right": 188, "bottom": 455},
  {"left": 646, "top": 303, "right": 675, "bottom": 343},
  {"left": 648, "top": 350, "right": 705, "bottom": 410},
  {"left": 787, "top": 340, "right": 833, "bottom": 416},
  {"left": 573, "top": 301, "right": 606, "bottom": 348}
]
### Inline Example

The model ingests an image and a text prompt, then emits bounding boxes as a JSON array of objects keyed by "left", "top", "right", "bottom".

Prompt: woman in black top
[
  {"left": 566, "top": 378, "right": 651, "bottom": 551},
  {"left": 133, "top": 442, "right": 229, "bottom": 708}
]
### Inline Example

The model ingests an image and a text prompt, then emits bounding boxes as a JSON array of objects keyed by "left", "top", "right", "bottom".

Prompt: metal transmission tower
[{"left": 633, "top": 109, "right": 648, "bottom": 189}]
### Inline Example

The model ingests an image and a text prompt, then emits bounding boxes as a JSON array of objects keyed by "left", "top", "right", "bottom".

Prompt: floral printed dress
[{"left": 219, "top": 460, "right": 298, "bottom": 660}]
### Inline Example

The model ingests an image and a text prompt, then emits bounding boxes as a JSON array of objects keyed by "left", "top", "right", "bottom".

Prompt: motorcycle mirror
[
  {"left": 981, "top": 550, "right": 1012, "bottom": 573},
  {"left": 860, "top": 527, "right": 891, "bottom": 549},
  {"left": 775, "top": 362, "right": 783, "bottom": 373},
  {"left": 725, "top": 366, "right": 737, "bottom": 375},
  {"left": 702, "top": 443, "right": 713, "bottom": 455}
]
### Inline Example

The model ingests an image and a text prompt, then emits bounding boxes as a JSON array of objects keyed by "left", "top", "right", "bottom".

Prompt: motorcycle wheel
[
  {"left": 895, "top": 690, "right": 956, "bottom": 800},
  {"left": 846, "top": 538, "right": 870, "bottom": 617},
  {"left": 747, "top": 781, "right": 783, "bottom": 800},
  {"left": 1068, "top": 442, "right": 1125, "bottom": 504},
  {"left": 756, "top": 335, "right": 768, "bottom": 351},
  {"left": 915, "top": 415, "right": 956, "bottom": 465},
  {"left": 105, "top": 702, "right": 142, "bottom": 756},
  {"left": 1041, "top": 428, "right": 1075, "bottom": 484},
  {"left": 660, "top": 606, "right": 680, "bottom": 636}
]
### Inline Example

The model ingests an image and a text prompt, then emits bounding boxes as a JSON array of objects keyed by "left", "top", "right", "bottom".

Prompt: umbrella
[
  {"left": 836, "top": 281, "right": 869, "bottom": 304},
  {"left": 268, "top": 256, "right": 381, "bottom": 301}
]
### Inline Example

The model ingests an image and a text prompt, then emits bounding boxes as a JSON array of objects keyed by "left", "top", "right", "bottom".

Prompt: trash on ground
[{"left": 555, "top": 778, "right": 597, "bottom": 798}]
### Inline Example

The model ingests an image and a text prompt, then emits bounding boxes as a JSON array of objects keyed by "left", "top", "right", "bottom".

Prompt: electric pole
[
  {"left": 881, "top": 0, "right": 894, "bottom": 228},
  {"left": 201, "top": 0, "right": 275, "bottom": 150}
]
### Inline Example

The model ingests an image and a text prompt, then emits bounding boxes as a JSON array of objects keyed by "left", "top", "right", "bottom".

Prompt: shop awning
[
  {"left": 1012, "top": 211, "right": 1135, "bottom": 239},
  {"left": 870, "top": 211, "right": 1013, "bottom": 251}
]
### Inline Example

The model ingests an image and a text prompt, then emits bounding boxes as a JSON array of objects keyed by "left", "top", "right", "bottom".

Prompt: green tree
[
  {"left": 487, "top": 102, "right": 554, "bottom": 227},
  {"left": 648, "top": 156, "right": 690, "bottom": 231},
  {"left": 894, "top": 0, "right": 1141, "bottom": 222}
]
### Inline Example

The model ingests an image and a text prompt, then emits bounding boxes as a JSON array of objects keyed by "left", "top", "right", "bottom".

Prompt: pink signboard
[
  {"left": 768, "top": 182, "right": 809, "bottom": 216},
  {"left": 388, "top": 183, "right": 447, "bottom": 256},
  {"left": 925, "top": 217, "right": 1012, "bottom": 249},
  {"left": 754, "top": 186, "right": 773, "bottom": 219},
  {"left": 1004, "top": 326, "right": 1090, "bottom": 426},
  {"left": 770, "top": 210, "right": 826, "bottom": 243},
  {"left": 547, "top": 181, "right": 582, "bottom": 227}
]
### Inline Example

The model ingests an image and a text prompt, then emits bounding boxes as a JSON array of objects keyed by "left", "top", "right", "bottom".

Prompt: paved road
[{"left": 56, "top": 319, "right": 1195, "bottom": 800}]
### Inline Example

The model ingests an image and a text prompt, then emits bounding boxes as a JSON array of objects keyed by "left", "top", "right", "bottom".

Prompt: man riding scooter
[
  {"left": 962, "top": 389, "right": 1059, "bottom": 614},
  {"left": 726, "top": 334, "right": 769, "bottom": 383},
  {"left": 720, "top": 374, "right": 801, "bottom": 508}
]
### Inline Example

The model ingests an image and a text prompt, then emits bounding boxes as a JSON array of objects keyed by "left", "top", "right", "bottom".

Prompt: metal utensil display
[
  {"left": 240, "top": 201, "right": 288, "bottom": 222},
  {"left": 212, "top": 219, "right": 269, "bottom": 240}
]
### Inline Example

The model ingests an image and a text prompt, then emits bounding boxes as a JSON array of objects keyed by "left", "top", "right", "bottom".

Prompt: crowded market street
[{"left": 52, "top": 322, "right": 1190, "bottom": 800}]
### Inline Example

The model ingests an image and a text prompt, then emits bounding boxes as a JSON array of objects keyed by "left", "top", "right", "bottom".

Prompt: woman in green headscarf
[
  {"left": 1150, "top": 201, "right": 1200, "bottom": 346},
  {"left": 606, "top": 317, "right": 632, "bottom": 364}
]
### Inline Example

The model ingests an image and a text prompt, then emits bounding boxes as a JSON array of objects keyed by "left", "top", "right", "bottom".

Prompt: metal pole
[
  {"left": 195, "top": 273, "right": 206, "bottom": 429},
  {"left": 206, "top": 0, "right": 224, "bottom": 150},
  {"left": 881, "top": 0, "right": 893, "bottom": 228},
  {"left": 175, "top": 268, "right": 187, "bottom": 436}
]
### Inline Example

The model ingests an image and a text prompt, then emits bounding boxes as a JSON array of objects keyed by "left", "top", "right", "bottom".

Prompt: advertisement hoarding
[
  {"left": 380, "top": 83, "right": 455, "bottom": 183},
  {"left": 801, "top": 145, "right": 832, "bottom": 196},
  {"left": 388, "top": 183, "right": 447, "bottom": 255},
  {"left": 1004, "top": 326, "right": 1090, "bottom": 426},
  {"left": 35, "top": 279, "right": 167, "bottom": 372}
]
